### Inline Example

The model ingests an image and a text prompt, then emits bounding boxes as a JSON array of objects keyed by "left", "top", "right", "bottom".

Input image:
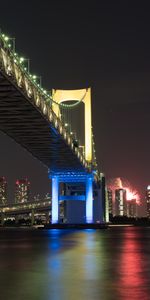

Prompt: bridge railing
[
  {"left": 0, "top": 199, "right": 52, "bottom": 213},
  {"left": 0, "top": 33, "right": 91, "bottom": 170}
]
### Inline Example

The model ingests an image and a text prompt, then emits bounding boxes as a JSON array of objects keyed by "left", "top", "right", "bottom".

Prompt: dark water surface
[{"left": 0, "top": 226, "right": 150, "bottom": 300}]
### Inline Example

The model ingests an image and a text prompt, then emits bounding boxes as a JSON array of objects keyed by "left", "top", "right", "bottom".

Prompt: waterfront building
[
  {"left": 15, "top": 179, "right": 30, "bottom": 203},
  {"left": 0, "top": 177, "right": 7, "bottom": 205},
  {"left": 107, "top": 189, "right": 113, "bottom": 216},
  {"left": 146, "top": 185, "right": 150, "bottom": 218},
  {"left": 127, "top": 199, "right": 137, "bottom": 217},
  {"left": 115, "top": 188, "right": 127, "bottom": 216}
]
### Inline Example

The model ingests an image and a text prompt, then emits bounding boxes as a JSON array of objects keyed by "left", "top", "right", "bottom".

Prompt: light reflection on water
[
  {"left": 117, "top": 229, "right": 150, "bottom": 299},
  {"left": 0, "top": 227, "right": 150, "bottom": 300}
]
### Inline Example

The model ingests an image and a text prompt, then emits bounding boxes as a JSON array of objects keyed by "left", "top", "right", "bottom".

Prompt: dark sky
[{"left": 0, "top": 1, "right": 150, "bottom": 210}]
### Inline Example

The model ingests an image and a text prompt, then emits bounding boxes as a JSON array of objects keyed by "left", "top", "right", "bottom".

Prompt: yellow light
[{"left": 52, "top": 88, "right": 92, "bottom": 162}]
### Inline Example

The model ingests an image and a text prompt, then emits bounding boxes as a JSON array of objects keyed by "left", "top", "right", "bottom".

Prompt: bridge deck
[{"left": 0, "top": 70, "right": 85, "bottom": 172}]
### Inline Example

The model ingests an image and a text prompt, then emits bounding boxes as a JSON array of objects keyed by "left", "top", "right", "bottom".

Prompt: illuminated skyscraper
[
  {"left": 146, "top": 185, "right": 150, "bottom": 218},
  {"left": 0, "top": 177, "right": 7, "bottom": 205},
  {"left": 127, "top": 199, "right": 137, "bottom": 217},
  {"left": 15, "top": 179, "right": 30, "bottom": 203},
  {"left": 115, "top": 188, "right": 127, "bottom": 216}
]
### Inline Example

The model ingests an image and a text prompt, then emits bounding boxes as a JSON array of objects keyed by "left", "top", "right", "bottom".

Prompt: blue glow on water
[
  {"left": 48, "top": 229, "right": 61, "bottom": 235},
  {"left": 48, "top": 229, "right": 62, "bottom": 251}
]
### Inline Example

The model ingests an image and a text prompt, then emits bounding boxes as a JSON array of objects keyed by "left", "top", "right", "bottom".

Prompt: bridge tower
[
  {"left": 49, "top": 88, "right": 97, "bottom": 224},
  {"left": 52, "top": 88, "right": 92, "bottom": 163}
]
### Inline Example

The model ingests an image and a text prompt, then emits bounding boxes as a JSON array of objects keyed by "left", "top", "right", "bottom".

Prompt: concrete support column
[
  {"left": 1, "top": 212, "right": 4, "bottom": 226},
  {"left": 15, "top": 215, "right": 19, "bottom": 224},
  {"left": 52, "top": 176, "right": 59, "bottom": 224},
  {"left": 31, "top": 209, "right": 34, "bottom": 226},
  {"left": 100, "top": 173, "right": 106, "bottom": 222},
  {"left": 86, "top": 176, "right": 93, "bottom": 223},
  {"left": 45, "top": 211, "right": 50, "bottom": 224},
  {"left": 97, "top": 187, "right": 103, "bottom": 222}
]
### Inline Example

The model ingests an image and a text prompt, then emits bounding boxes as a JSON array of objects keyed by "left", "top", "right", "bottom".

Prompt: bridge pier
[
  {"left": 45, "top": 211, "right": 50, "bottom": 224},
  {"left": 49, "top": 171, "right": 94, "bottom": 224},
  {"left": 52, "top": 176, "right": 59, "bottom": 224},
  {"left": 86, "top": 175, "right": 93, "bottom": 223}
]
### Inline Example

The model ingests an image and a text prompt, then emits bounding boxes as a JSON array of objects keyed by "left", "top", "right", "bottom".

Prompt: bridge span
[{"left": 0, "top": 32, "right": 107, "bottom": 224}]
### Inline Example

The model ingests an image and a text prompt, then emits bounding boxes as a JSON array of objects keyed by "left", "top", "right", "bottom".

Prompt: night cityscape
[
  {"left": 1, "top": 175, "right": 150, "bottom": 223},
  {"left": 0, "top": 1, "right": 150, "bottom": 300}
]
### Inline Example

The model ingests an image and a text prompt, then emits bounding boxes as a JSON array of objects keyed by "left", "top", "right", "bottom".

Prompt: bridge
[
  {"left": 0, "top": 31, "right": 107, "bottom": 224},
  {"left": 0, "top": 199, "right": 52, "bottom": 226}
]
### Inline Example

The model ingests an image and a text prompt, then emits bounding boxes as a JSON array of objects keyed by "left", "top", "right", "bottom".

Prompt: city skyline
[
  {"left": 107, "top": 177, "right": 145, "bottom": 216},
  {"left": 0, "top": 175, "right": 51, "bottom": 203},
  {"left": 0, "top": 173, "right": 149, "bottom": 217},
  {"left": 107, "top": 186, "right": 138, "bottom": 218}
]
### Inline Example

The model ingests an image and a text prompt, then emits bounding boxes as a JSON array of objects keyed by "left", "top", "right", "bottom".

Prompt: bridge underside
[{"left": 0, "top": 71, "right": 85, "bottom": 172}]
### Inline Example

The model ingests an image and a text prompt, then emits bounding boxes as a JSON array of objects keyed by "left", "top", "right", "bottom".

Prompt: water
[{"left": 0, "top": 226, "right": 150, "bottom": 300}]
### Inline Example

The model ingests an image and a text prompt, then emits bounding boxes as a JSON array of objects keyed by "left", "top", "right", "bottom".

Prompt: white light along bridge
[
  {"left": 0, "top": 199, "right": 52, "bottom": 226},
  {"left": 0, "top": 32, "right": 107, "bottom": 224}
]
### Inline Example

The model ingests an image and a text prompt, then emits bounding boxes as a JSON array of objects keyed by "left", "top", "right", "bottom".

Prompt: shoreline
[{"left": 0, "top": 222, "right": 150, "bottom": 230}]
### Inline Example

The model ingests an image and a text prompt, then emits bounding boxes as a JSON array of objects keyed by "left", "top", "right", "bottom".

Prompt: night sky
[{"left": 0, "top": 1, "right": 150, "bottom": 212}]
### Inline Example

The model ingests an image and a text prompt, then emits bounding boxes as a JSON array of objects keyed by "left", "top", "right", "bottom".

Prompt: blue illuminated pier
[{"left": 49, "top": 171, "right": 95, "bottom": 224}]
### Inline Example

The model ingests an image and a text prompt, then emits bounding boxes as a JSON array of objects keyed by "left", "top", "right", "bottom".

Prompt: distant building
[
  {"left": 107, "top": 189, "right": 113, "bottom": 216},
  {"left": 15, "top": 179, "right": 30, "bottom": 203},
  {"left": 127, "top": 199, "right": 137, "bottom": 217},
  {"left": 0, "top": 177, "right": 7, "bottom": 205},
  {"left": 115, "top": 188, "right": 127, "bottom": 216},
  {"left": 146, "top": 185, "right": 150, "bottom": 218}
]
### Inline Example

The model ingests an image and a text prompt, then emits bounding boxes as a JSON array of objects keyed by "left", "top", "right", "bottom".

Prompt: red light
[
  {"left": 125, "top": 188, "right": 140, "bottom": 204},
  {"left": 108, "top": 177, "right": 140, "bottom": 205}
]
